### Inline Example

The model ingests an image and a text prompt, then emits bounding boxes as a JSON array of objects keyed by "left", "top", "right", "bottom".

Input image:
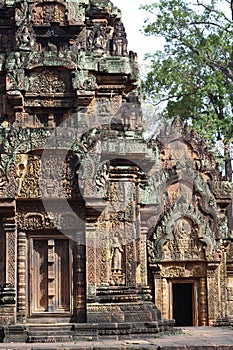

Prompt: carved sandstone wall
[{"left": 0, "top": 0, "right": 232, "bottom": 341}]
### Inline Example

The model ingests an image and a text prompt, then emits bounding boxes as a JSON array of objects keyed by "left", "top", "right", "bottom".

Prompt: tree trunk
[{"left": 224, "top": 141, "right": 232, "bottom": 182}]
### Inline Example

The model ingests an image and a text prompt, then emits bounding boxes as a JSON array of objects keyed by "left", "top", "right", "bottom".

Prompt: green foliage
[{"left": 141, "top": 0, "right": 233, "bottom": 149}]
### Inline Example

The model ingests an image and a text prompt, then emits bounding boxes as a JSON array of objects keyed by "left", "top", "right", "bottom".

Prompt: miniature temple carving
[{"left": 0, "top": 0, "right": 232, "bottom": 343}]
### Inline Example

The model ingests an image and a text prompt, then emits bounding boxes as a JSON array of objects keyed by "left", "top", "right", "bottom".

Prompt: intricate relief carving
[
  {"left": 111, "top": 237, "right": 124, "bottom": 273},
  {"left": 67, "top": 2, "right": 85, "bottom": 24},
  {"left": 112, "top": 20, "right": 128, "bottom": 57},
  {"left": 32, "top": 3, "right": 67, "bottom": 25},
  {"left": 160, "top": 263, "right": 206, "bottom": 278},
  {"left": 165, "top": 218, "right": 204, "bottom": 261},
  {"left": 0, "top": 223, "right": 5, "bottom": 286},
  {"left": 5, "top": 53, "right": 26, "bottom": 91},
  {"left": 140, "top": 171, "right": 163, "bottom": 205},
  {"left": 17, "top": 201, "right": 84, "bottom": 232},
  {"left": 16, "top": 21, "right": 35, "bottom": 50},
  {"left": 78, "top": 145, "right": 111, "bottom": 200},
  {"left": 28, "top": 69, "right": 71, "bottom": 94},
  {"left": 87, "top": 24, "right": 109, "bottom": 53},
  {"left": 4, "top": 221, "right": 16, "bottom": 287},
  {"left": 212, "top": 180, "right": 232, "bottom": 198},
  {"left": 24, "top": 213, "right": 44, "bottom": 230},
  {"left": 95, "top": 161, "right": 110, "bottom": 198},
  {"left": 17, "top": 155, "right": 41, "bottom": 198},
  {"left": 73, "top": 70, "right": 96, "bottom": 91},
  {"left": 109, "top": 237, "right": 125, "bottom": 286},
  {"left": 0, "top": 155, "right": 17, "bottom": 198},
  {"left": 147, "top": 201, "right": 220, "bottom": 263},
  {"left": 15, "top": 153, "right": 79, "bottom": 199}
]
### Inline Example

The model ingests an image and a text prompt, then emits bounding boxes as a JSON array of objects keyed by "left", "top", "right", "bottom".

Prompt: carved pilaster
[
  {"left": 4, "top": 219, "right": 17, "bottom": 289},
  {"left": 0, "top": 218, "right": 17, "bottom": 325},
  {"left": 76, "top": 243, "right": 86, "bottom": 321},
  {"left": 207, "top": 263, "right": 219, "bottom": 326},
  {"left": 140, "top": 227, "right": 148, "bottom": 286},
  {"left": 199, "top": 277, "right": 208, "bottom": 326},
  {"left": 152, "top": 268, "right": 162, "bottom": 314},
  {"left": 17, "top": 231, "right": 26, "bottom": 322},
  {"left": 125, "top": 239, "right": 136, "bottom": 287},
  {"left": 161, "top": 277, "right": 168, "bottom": 319},
  {"left": 0, "top": 220, "right": 5, "bottom": 286},
  {"left": 86, "top": 221, "right": 97, "bottom": 299}
]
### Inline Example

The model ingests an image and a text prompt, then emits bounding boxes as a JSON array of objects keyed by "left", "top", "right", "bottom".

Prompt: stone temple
[{"left": 0, "top": 0, "right": 232, "bottom": 343}]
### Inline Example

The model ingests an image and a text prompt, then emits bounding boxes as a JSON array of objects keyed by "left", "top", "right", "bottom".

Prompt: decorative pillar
[
  {"left": 199, "top": 277, "right": 208, "bottom": 326},
  {"left": 152, "top": 268, "right": 163, "bottom": 314},
  {"left": 76, "top": 242, "right": 86, "bottom": 321},
  {"left": 17, "top": 231, "right": 27, "bottom": 322},
  {"left": 0, "top": 218, "right": 17, "bottom": 325},
  {"left": 0, "top": 220, "right": 5, "bottom": 286},
  {"left": 162, "top": 277, "right": 169, "bottom": 319},
  {"left": 4, "top": 219, "right": 17, "bottom": 289},
  {"left": 207, "top": 263, "right": 219, "bottom": 326},
  {"left": 85, "top": 220, "right": 97, "bottom": 302},
  {"left": 139, "top": 227, "right": 148, "bottom": 286},
  {"left": 47, "top": 239, "right": 55, "bottom": 313},
  {"left": 125, "top": 238, "right": 137, "bottom": 287}
]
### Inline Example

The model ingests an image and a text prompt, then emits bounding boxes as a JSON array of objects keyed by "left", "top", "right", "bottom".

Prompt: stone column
[
  {"left": 17, "top": 231, "right": 27, "bottom": 322},
  {"left": 125, "top": 236, "right": 137, "bottom": 287},
  {"left": 139, "top": 227, "right": 148, "bottom": 286},
  {"left": 199, "top": 277, "right": 208, "bottom": 326},
  {"left": 207, "top": 263, "right": 219, "bottom": 326},
  {"left": 153, "top": 270, "right": 162, "bottom": 313},
  {"left": 76, "top": 242, "right": 86, "bottom": 321},
  {"left": 0, "top": 218, "right": 17, "bottom": 325},
  {"left": 85, "top": 221, "right": 97, "bottom": 300},
  {"left": 162, "top": 277, "right": 169, "bottom": 319}
]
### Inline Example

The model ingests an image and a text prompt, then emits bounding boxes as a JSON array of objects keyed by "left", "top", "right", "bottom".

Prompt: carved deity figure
[
  {"left": 111, "top": 237, "right": 123, "bottom": 272},
  {"left": 173, "top": 218, "right": 192, "bottom": 259},
  {"left": 112, "top": 20, "right": 128, "bottom": 56},
  {"left": 87, "top": 24, "right": 108, "bottom": 52}
]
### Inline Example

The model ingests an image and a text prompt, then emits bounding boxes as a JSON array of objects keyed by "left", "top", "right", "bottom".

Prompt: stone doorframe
[
  {"left": 168, "top": 279, "right": 198, "bottom": 326},
  {"left": 150, "top": 262, "right": 209, "bottom": 326}
]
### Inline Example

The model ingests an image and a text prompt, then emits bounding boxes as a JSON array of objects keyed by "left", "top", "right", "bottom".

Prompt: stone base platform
[
  {"left": 0, "top": 327, "right": 232, "bottom": 349},
  {"left": 0, "top": 320, "right": 174, "bottom": 343}
]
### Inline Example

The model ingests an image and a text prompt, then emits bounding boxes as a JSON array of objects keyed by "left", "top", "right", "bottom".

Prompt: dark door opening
[{"left": 172, "top": 283, "right": 193, "bottom": 326}]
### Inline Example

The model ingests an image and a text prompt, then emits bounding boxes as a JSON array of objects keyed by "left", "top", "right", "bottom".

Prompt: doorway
[
  {"left": 29, "top": 236, "right": 73, "bottom": 316},
  {"left": 172, "top": 283, "right": 193, "bottom": 326}
]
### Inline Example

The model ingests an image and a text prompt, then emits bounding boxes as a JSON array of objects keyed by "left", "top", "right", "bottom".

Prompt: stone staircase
[{"left": 27, "top": 324, "right": 74, "bottom": 343}]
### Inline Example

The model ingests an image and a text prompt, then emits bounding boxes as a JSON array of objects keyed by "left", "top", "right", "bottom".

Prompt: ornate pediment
[{"left": 147, "top": 200, "right": 227, "bottom": 263}]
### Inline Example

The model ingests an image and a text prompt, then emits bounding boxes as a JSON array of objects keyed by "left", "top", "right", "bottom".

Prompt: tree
[{"left": 141, "top": 0, "right": 233, "bottom": 181}]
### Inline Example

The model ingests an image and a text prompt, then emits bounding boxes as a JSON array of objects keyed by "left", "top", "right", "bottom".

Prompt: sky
[{"left": 112, "top": 0, "right": 164, "bottom": 64}]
